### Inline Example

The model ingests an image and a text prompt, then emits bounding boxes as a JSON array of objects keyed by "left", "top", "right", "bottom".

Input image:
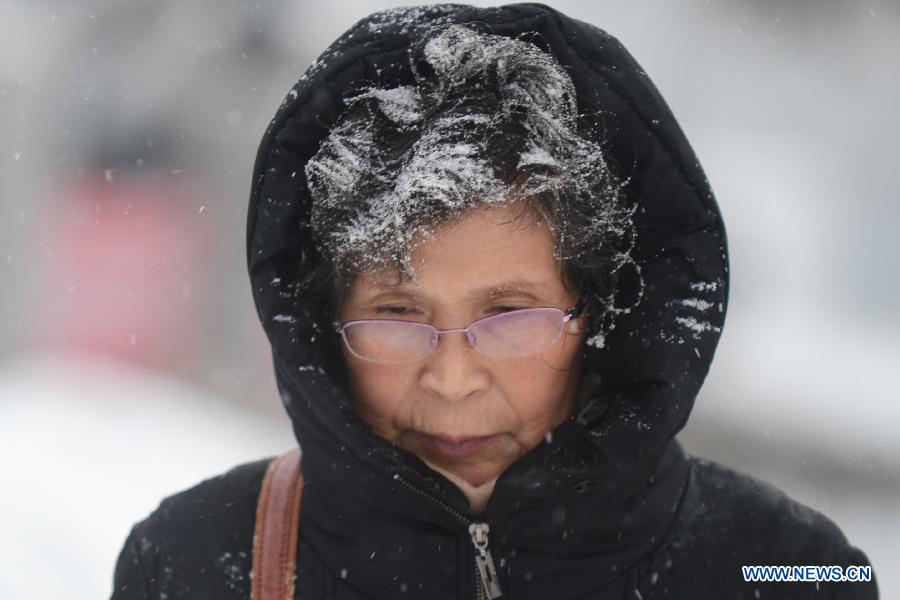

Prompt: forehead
[{"left": 350, "top": 204, "right": 571, "bottom": 302}]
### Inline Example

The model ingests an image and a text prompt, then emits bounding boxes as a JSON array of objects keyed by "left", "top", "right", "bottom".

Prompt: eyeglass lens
[{"left": 341, "top": 308, "right": 567, "bottom": 363}]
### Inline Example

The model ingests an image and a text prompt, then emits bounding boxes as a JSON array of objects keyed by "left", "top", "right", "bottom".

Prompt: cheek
[
  {"left": 499, "top": 339, "right": 583, "bottom": 432},
  {"left": 344, "top": 355, "right": 413, "bottom": 439},
  {"left": 503, "top": 361, "right": 571, "bottom": 417}
]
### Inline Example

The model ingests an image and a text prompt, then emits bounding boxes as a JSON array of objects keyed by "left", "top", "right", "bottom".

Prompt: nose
[{"left": 418, "top": 328, "right": 491, "bottom": 402}]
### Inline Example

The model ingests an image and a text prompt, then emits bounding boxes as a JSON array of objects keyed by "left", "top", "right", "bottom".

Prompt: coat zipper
[{"left": 394, "top": 475, "right": 504, "bottom": 599}]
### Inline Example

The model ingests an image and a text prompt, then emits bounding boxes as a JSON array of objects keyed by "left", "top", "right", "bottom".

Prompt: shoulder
[
  {"left": 111, "top": 458, "right": 271, "bottom": 600},
  {"left": 151, "top": 457, "right": 270, "bottom": 532},
  {"left": 646, "top": 456, "right": 878, "bottom": 599},
  {"left": 682, "top": 457, "right": 847, "bottom": 549}
]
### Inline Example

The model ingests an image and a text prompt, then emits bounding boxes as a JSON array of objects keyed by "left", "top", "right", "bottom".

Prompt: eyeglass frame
[{"left": 331, "top": 298, "right": 587, "bottom": 363}]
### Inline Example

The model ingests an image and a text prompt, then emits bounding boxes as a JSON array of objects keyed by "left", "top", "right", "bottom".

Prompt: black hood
[{"left": 246, "top": 4, "right": 727, "bottom": 597}]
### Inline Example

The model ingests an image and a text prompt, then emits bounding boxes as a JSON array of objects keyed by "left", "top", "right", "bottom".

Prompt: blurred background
[{"left": 1, "top": 1, "right": 897, "bottom": 598}]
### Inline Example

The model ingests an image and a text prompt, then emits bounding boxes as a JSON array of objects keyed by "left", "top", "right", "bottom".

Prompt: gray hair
[{"left": 303, "top": 24, "right": 636, "bottom": 346}]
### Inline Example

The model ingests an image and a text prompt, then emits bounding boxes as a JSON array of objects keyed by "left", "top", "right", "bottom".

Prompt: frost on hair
[{"left": 304, "top": 24, "right": 637, "bottom": 332}]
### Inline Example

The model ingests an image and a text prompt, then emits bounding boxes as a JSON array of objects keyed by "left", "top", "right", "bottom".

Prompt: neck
[{"left": 422, "top": 460, "right": 498, "bottom": 516}]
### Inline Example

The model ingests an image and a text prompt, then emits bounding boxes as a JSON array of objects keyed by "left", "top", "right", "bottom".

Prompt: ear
[{"left": 567, "top": 319, "right": 581, "bottom": 334}]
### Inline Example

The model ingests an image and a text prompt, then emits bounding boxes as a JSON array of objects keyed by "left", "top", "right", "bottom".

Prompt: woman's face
[{"left": 337, "top": 204, "right": 587, "bottom": 496}]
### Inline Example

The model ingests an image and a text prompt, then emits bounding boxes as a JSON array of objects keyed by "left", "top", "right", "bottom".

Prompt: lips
[{"left": 417, "top": 432, "right": 499, "bottom": 459}]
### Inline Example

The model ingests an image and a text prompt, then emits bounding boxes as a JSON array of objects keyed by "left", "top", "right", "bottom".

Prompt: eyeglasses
[{"left": 332, "top": 302, "right": 584, "bottom": 364}]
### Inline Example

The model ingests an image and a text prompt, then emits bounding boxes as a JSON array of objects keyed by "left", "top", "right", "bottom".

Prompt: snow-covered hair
[{"left": 304, "top": 24, "right": 635, "bottom": 333}]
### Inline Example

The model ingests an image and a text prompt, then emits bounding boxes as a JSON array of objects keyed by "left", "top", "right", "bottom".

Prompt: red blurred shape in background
[{"left": 30, "top": 172, "right": 207, "bottom": 369}]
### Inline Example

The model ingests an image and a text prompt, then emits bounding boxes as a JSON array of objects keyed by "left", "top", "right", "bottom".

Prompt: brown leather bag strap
[{"left": 251, "top": 448, "right": 303, "bottom": 600}]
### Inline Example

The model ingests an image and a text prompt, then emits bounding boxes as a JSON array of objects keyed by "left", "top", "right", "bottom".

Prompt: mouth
[{"left": 416, "top": 432, "right": 500, "bottom": 459}]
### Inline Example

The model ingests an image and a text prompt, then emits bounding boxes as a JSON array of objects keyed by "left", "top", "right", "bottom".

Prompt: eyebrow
[{"left": 363, "top": 279, "right": 547, "bottom": 302}]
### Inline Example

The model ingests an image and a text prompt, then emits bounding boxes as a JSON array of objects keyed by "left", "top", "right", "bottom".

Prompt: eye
[
  {"left": 374, "top": 305, "right": 417, "bottom": 315},
  {"left": 490, "top": 305, "right": 526, "bottom": 314}
]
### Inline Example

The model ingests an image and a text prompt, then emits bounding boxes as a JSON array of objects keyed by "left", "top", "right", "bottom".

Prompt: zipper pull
[{"left": 468, "top": 522, "right": 503, "bottom": 599}]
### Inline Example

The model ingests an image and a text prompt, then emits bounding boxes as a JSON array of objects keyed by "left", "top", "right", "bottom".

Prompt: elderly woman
[{"left": 111, "top": 4, "right": 877, "bottom": 600}]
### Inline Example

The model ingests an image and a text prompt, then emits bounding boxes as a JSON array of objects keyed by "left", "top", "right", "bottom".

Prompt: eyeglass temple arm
[{"left": 566, "top": 295, "right": 589, "bottom": 319}]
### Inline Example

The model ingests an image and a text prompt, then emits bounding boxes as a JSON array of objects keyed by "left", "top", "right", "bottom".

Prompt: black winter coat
[{"left": 111, "top": 4, "right": 878, "bottom": 599}]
